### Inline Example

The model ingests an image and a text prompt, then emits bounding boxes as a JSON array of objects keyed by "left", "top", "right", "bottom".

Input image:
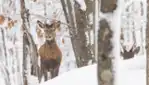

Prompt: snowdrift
[
  {"left": 40, "top": 55, "right": 146, "bottom": 85},
  {"left": 40, "top": 64, "right": 98, "bottom": 85}
]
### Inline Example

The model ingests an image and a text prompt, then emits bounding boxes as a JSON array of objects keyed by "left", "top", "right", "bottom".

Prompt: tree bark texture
[
  {"left": 20, "top": 0, "right": 39, "bottom": 84},
  {"left": 61, "top": 0, "right": 93, "bottom": 67},
  {"left": 93, "top": 0, "right": 99, "bottom": 62},
  {"left": 74, "top": 1, "right": 93, "bottom": 67},
  {"left": 98, "top": 19, "right": 113, "bottom": 85},
  {"left": 0, "top": 27, "right": 7, "bottom": 65},
  {"left": 98, "top": 0, "right": 118, "bottom": 84},
  {"left": 101, "top": 0, "right": 117, "bottom": 13}
]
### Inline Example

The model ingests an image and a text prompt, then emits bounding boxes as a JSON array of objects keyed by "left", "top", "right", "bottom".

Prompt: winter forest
[{"left": 0, "top": 0, "right": 148, "bottom": 85}]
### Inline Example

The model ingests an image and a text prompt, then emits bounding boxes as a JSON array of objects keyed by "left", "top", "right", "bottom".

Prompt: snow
[
  {"left": 40, "top": 64, "right": 98, "bottom": 85},
  {"left": 40, "top": 54, "right": 146, "bottom": 85},
  {"left": 75, "top": 0, "right": 86, "bottom": 11},
  {"left": 0, "top": 0, "right": 147, "bottom": 85},
  {"left": 118, "top": 55, "right": 146, "bottom": 85}
]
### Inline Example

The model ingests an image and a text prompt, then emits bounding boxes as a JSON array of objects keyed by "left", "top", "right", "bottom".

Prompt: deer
[
  {"left": 120, "top": 29, "right": 140, "bottom": 60},
  {"left": 120, "top": 43, "right": 140, "bottom": 60},
  {"left": 36, "top": 20, "right": 62, "bottom": 82}
]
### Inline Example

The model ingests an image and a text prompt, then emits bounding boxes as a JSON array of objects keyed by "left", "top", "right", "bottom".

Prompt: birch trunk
[
  {"left": 93, "top": 0, "right": 99, "bottom": 62},
  {"left": 98, "top": 19, "right": 113, "bottom": 85},
  {"left": 20, "top": 0, "right": 39, "bottom": 84},
  {"left": 98, "top": 0, "right": 117, "bottom": 85},
  {"left": 146, "top": 0, "right": 149, "bottom": 83}
]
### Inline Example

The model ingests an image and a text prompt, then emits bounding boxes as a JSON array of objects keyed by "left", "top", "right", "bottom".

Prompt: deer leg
[
  {"left": 50, "top": 70, "right": 55, "bottom": 79},
  {"left": 38, "top": 65, "right": 43, "bottom": 83},
  {"left": 31, "top": 65, "right": 38, "bottom": 76},
  {"left": 51, "top": 65, "right": 60, "bottom": 78},
  {"left": 54, "top": 65, "right": 59, "bottom": 77},
  {"left": 31, "top": 65, "right": 33, "bottom": 75},
  {"left": 43, "top": 68, "right": 48, "bottom": 81}
]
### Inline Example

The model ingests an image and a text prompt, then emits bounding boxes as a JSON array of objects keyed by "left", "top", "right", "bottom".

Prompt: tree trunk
[
  {"left": 93, "top": 0, "right": 99, "bottom": 62},
  {"left": 60, "top": 0, "right": 69, "bottom": 24},
  {"left": 74, "top": 1, "right": 93, "bottom": 67},
  {"left": 146, "top": 0, "right": 149, "bottom": 83},
  {"left": 98, "top": 19, "right": 113, "bottom": 85},
  {"left": 61, "top": 0, "right": 93, "bottom": 67},
  {"left": 20, "top": 0, "right": 39, "bottom": 84},
  {"left": 100, "top": 0, "right": 117, "bottom": 13},
  {"left": 98, "top": 0, "right": 117, "bottom": 85},
  {"left": 0, "top": 27, "right": 7, "bottom": 65},
  {"left": 22, "top": 33, "right": 29, "bottom": 85},
  {"left": 20, "top": 0, "right": 29, "bottom": 84}
]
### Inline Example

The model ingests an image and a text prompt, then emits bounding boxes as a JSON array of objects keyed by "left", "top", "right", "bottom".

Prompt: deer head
[
  {"left": 36, "top": 20, "right": 61, "bottom": 41},
  {"left": 121, "top": 43, "right": 140, "bottom": 59}
]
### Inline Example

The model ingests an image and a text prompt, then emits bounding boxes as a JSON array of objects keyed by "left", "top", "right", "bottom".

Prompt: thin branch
[
  {"left": 0, "top": 27, "right": 8, "bottom": 66},
  {"left": 60, "top": 0, "right": 69, "bottom": 23}
]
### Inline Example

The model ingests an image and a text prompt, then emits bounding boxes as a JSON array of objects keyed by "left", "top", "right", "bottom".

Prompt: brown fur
[
  {"left": 37, "top": 20, "right": 62, "bottom": 82},
  {"left": 0, "top": 15, "right": 5, "bottom": 25},
  {"left": 62, "top": 38, "right": 65, "bottom": 44},
  {"left": 39, "top": 40, "right": 62, "bottom": 62}
]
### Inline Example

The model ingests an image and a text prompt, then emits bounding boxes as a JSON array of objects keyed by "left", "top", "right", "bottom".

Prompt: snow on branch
[{"left": 75, "top": 0, "right": 86, "bottom": 11}]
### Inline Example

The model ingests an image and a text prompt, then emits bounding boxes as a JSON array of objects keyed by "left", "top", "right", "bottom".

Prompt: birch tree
[
  {"left": 93, "top": 0, "right": 99, "bottom": 62},
  {"left": 146, "top": 0, "right": 149, "bottom": 83},
  {"left": 97, "top": 0, "right": 117, "bottom": 85},
  {"left": 20, "top": 0, "right": 39, "bottom": 84},
  {"left": 0, "top": 1, "right": 24, "bottom": 85}
]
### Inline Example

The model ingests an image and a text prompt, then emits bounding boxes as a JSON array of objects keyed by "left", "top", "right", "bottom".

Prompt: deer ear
[
  {"left": 51, "top": 21, "right": 61, "bottom": 31},
  {"left": 37, "top": 20, "right": 45, "bottom": 28},
  {"left": 133, "top": 46, "right": 140, "bottom": 54},
  {"left": 57, "top": 21, "right": 61, "bottom": 27},
  {"left": 53, "top": 21, "right": 61, "bottom": 28}
]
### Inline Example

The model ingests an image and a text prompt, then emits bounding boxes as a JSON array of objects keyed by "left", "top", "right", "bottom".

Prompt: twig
[{"left": 0, "top": 27, "right": 8, "bottom": 66}]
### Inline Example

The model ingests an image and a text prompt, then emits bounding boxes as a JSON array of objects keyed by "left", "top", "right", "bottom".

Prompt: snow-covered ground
[{"left": 39, "top": 55, "right": 146, "bottom": 85}]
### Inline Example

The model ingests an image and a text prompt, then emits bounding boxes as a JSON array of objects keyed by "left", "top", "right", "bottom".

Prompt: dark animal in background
[
  {"left": 121, "top": 43, "right": 140, "bottom": 60},
  {"left": 36, "top": 20, "right": 62, "bottom": 82}
]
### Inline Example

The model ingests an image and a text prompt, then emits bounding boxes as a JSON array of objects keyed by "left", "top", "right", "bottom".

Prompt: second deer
[{"left": 121, "top": 43, "right": 140, "bottom": 60}]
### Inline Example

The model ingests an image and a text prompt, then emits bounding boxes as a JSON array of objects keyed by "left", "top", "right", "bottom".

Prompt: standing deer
[
  {"left": 121, "top": 43, "right": 140, "bottom": 60},
  {"left": 36, "top": 20, "right": 62, "bottom": 82}
]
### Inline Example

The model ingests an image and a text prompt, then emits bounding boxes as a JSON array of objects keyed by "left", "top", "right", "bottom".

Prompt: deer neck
[{"left": 45, "top": 38, "right": 56, "bottom": 45}]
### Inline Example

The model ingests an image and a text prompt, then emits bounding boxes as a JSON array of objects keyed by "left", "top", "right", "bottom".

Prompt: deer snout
[
  {"left": 45, "top": 35, "right": 53, "bottom": 41},
  {"left": 45, "top": 34, "right": 51, "bottom": 38},
  {"left": 48, "top": 36, "right": 52, "bottom": 38}
]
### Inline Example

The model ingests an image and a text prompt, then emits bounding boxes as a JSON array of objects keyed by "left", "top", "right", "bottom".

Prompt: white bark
[
  {"left": 110, "top": 0, "right": 124, "bottom": 85},
  {"left": 93, "top": 0, "right": 100, "bottom": 62}
]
